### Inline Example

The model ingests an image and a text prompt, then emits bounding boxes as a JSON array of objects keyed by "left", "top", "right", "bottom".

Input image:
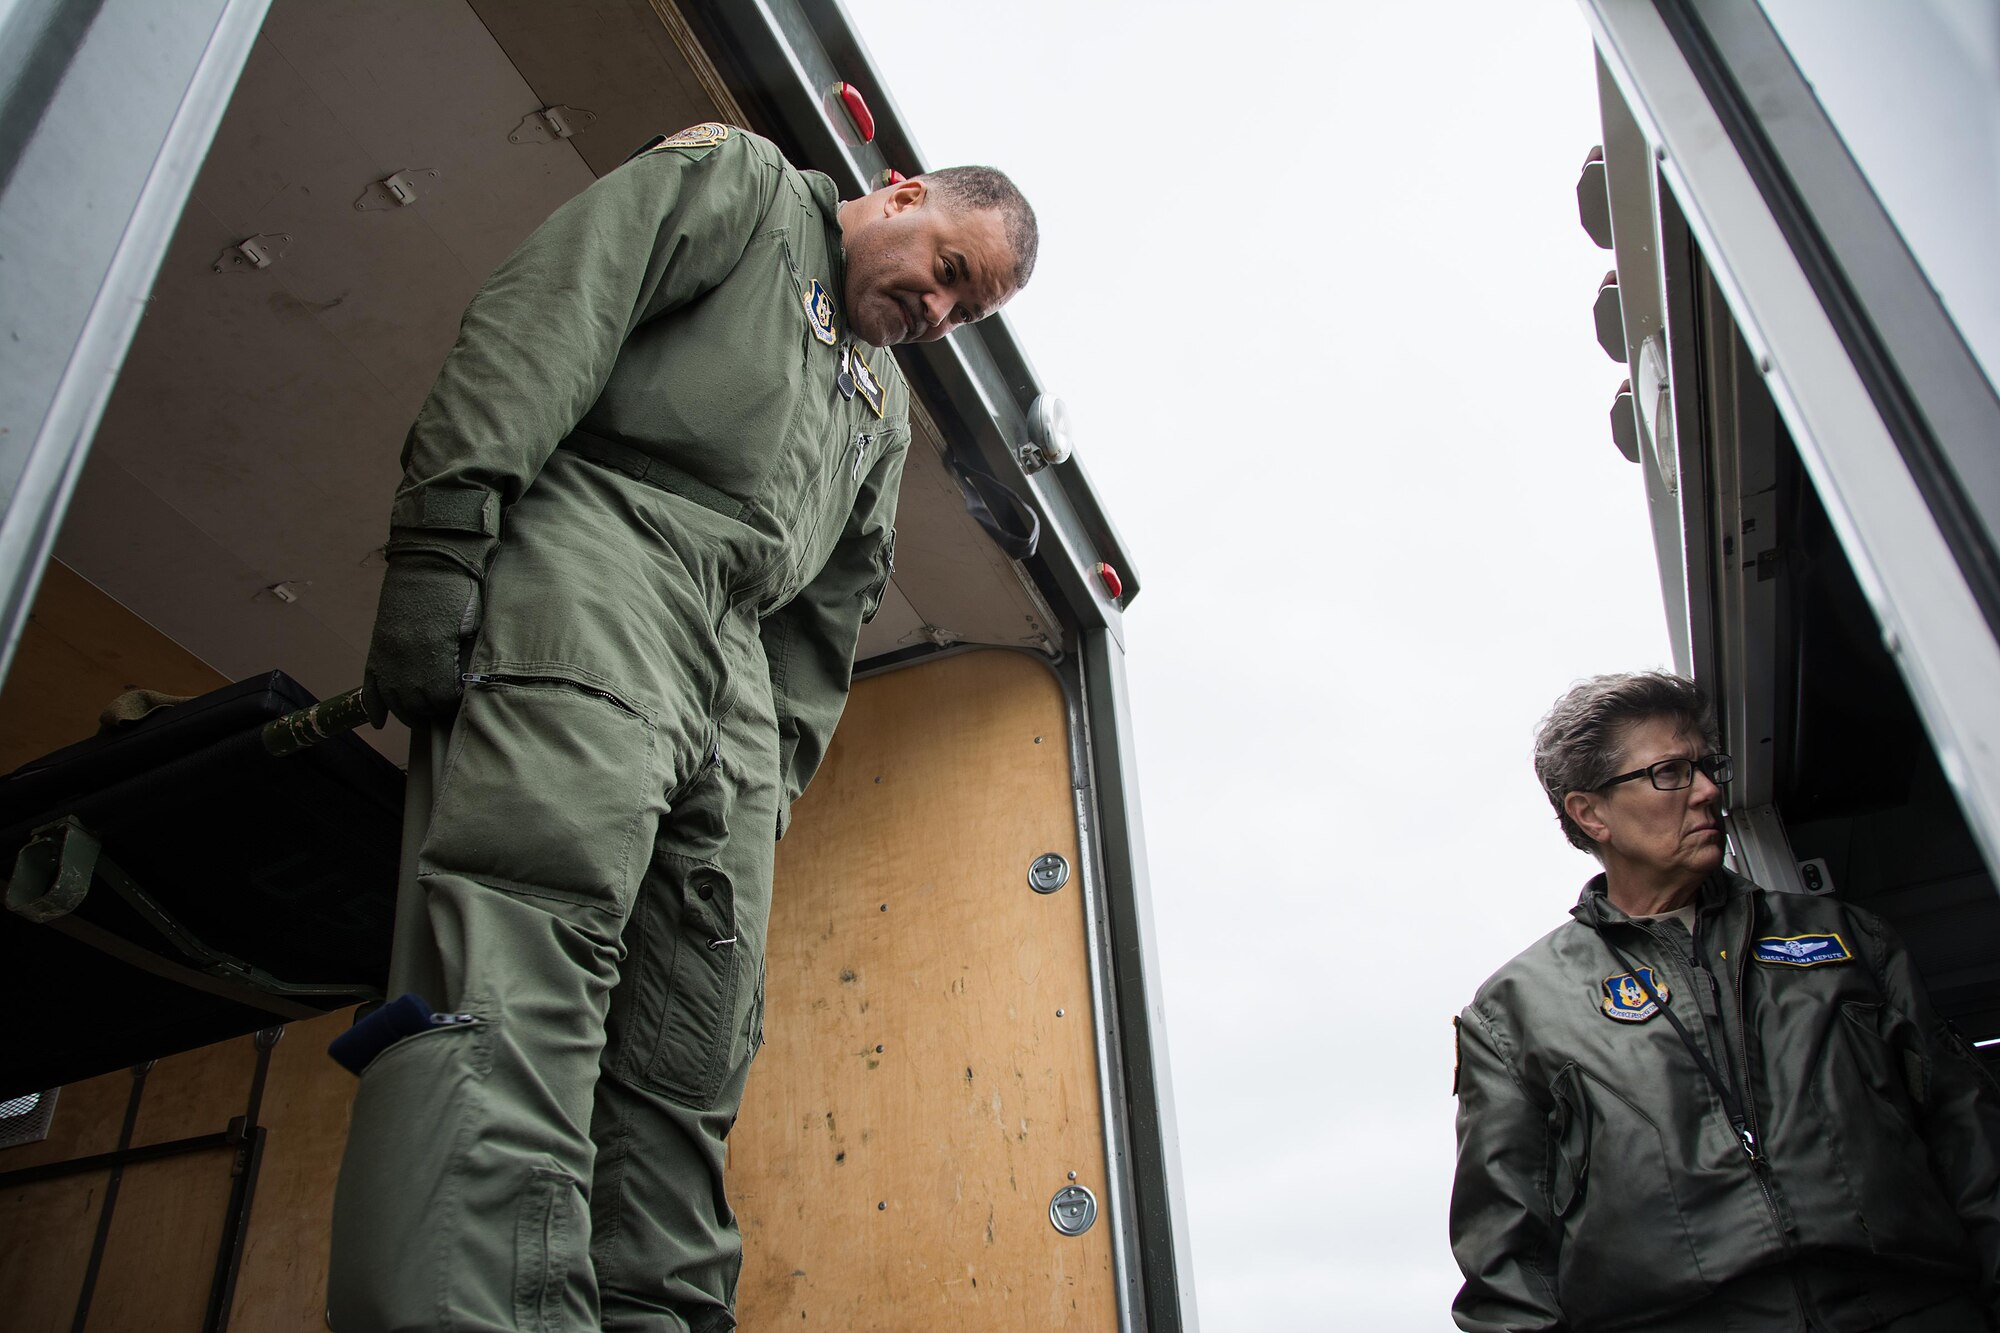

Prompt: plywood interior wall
[
  {"left": 732, "top": 649, "right": 1118, "bottom": 1330},
  {"left": 0, "top": 560, "right": 229, "bottom": 773},
  {"left": 0, "top": 1008, "right": 358, "bottom": 1333},
  {"left": 0, "top": 570, "right": 1116, "bottom": 1330}
]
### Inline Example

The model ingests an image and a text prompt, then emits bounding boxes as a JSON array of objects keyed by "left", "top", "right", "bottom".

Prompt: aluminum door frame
[
  {"left": 1579, "top": 0, "right": 2000, "bottom": 876},
  {"left": 0, "top": 0, "right": 271, "bottom": 684}
]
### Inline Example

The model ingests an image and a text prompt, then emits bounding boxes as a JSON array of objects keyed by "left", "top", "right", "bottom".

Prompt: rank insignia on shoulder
[
  {"left": 852, "top": 348, "right": 885, "bottom": 417},
  {"left": 647, "top": 122, "right": 731, "bottom": 152},
  {"left": 1753, "top": 933, "right": 1852, "bottom": 967},
  {"left": 1601, "top": 967, "right": 1669, "bottom": 1023},
  {"left": 802, "top": 278, "right": 837, "bottom": 345}
]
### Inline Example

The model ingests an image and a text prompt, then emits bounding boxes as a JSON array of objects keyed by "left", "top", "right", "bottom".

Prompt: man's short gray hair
[
  {"left": 921, "top": 165, "right": 1038, "bottom": 290},
  {"left": 1533, "top": 671, "right": 1719, "bottom": 853}
]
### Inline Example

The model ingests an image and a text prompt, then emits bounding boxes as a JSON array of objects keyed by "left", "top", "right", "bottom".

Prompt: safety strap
[{"left": 1596, "top": 925, "right": 1762, "bottom": 1162}]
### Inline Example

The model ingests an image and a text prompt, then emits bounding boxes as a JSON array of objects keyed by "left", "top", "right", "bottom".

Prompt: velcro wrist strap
[
  {"left": 384, "top": 533, "right": 493, "bottom": 581},
  {"left": 389, "top": 487, "right": 499, "bottom": 538}
]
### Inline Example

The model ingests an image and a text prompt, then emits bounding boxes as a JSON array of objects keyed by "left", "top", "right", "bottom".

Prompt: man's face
[
  {"left": 841, "top": 181, "right": 1019, "bottom": 347},
  {"left": 1584, "top": 717, "right": 1727, "bottom": 879}
]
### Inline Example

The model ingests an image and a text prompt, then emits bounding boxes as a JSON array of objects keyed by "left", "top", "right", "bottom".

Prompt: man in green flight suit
[{"left": 325, "top": 122, "right": 1037, "bottom": 1332}]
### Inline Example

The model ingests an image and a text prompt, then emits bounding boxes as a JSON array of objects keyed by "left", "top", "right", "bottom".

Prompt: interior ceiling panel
[
  {"left": 44, "top": 0, "right": 1059, "bottom": 773},
  {"left": 466, "top": 0, "right": 733, "bottom": 174}
]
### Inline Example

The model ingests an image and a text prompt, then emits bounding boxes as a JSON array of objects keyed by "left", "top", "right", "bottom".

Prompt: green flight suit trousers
[{"left": 330, "top": 457, "right": 781, "bottom": 1333}]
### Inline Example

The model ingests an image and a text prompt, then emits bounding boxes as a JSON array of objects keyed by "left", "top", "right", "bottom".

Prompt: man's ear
[
  {"left": 883, "top": 177, "right": 928, "bottom": 217},
  {"left": 1565, "top": 790, "right": 1610, "bottom": 847}
]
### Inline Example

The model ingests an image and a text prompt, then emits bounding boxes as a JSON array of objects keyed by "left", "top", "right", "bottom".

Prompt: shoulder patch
[
  {"left": 1601, "top": 967, "right": 1669, "bottom": 1023},
  {"left": 1753, "top": 933, "right": 1853, "bottom": 967},
  {"left": 647, "top": 122, "right": 732, "bottom": 153},
  {"left": 801, "top": 278, "right": 838, "bottom": 345}
]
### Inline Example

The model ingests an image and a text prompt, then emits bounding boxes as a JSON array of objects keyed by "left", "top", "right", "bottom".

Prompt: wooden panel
[
  {"left": 732, "top": 649, "right": 1117, "bottom": 1330},
  {"left": 0, "top": 1009, "right": 360, "bottom": 1333},
  {"left": 0, "top": 1173, "right": 105, "bottom": 1332},
  {"left": 129, "top": 1031, "right": 256, "bottom": 1149},
  {"left": 0, "top": 1069, "right": 134, "bottom": 1173},
  {"left": 84, "top": 1150, "right": 236, "bottom": 1332},
  {"left": 228, "top": 1008, "right": 361, "bottom": 1333},
  {"left": 0, "top": 561, "right": 228, "bottom": 773}
]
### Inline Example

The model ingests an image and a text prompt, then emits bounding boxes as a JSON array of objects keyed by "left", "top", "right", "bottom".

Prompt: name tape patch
[
  {"left": 1753, "top": 933, "right": 1853, "bottom": 967},
  {"left": 1601, "top": 967, "right": 1670, "bottom": 1023}
]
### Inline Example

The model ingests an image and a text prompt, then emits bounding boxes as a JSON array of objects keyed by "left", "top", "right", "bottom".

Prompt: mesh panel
[{"left": 0, "top": 1088, "right": 58, "bottom": 1149}]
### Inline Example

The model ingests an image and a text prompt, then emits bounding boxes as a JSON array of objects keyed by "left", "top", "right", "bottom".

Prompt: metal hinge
[
  {"left": 354, "top": 168, "right": 439, "bottom": 211},
  {"left": 509, "top": 105, "right": 596, "bottom": 144},
  {"left": 212, "top": 232, "right": 292, "bottom": 274}
]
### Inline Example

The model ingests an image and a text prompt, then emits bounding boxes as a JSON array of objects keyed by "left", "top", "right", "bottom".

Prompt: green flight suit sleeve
[
  {"left": 1851, "top": 909, "right": 2000, "bottom": 1315},
  {"left": 1450, "top": 1003, "right": 1569, "bottom": 1333},
  {"left": 390, "top": 135, "right": 777, "bottom": 553},
  {"left": 760, "top": 420, "right": 908, "bottom": 839}
]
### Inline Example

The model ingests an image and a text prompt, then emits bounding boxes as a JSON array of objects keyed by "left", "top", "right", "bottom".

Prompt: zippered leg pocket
[{"left": 422, "top": 676, "right": 662, "bottom": 918}]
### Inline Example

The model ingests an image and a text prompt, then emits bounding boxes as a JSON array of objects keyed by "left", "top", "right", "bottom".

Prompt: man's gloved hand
[{"left": 362, "top": 550, "right": 486, "bottom": 727}]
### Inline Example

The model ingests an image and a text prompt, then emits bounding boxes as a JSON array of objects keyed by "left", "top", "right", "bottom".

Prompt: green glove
[{"left": 362, "top": 543, "right": 487, "bottom": 727}]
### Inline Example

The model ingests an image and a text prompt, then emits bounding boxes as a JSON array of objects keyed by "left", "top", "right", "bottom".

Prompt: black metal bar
[
  {"left": 69, "top": 1061, "right": 148, "bottom": 1332},
  {"left": 203, "top": 1026, "right": 280, "bottom": 1332},
  {"left": 0, "top": 1126, "right": 236, "bottom": 1191}
]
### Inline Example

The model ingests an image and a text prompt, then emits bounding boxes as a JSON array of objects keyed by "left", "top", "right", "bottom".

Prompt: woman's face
[{"left": 1580, "top": 717, "right": 1727, "bottom": 880}]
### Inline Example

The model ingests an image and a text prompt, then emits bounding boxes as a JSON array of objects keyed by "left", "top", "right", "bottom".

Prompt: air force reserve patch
[
  {"left": 1601, "top": 967, "right": 1669, "bottom": 1023},
  {"left": 802, "top": 278, "right": 838, "bottom": 345},
  {"left": 1753, "top": 933, "right": 1853, "bottom": 967}
]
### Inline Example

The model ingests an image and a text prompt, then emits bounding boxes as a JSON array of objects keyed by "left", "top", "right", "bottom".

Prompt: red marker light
[
  {"left": 1096, "top": 562, "right": 1123, "bottom": 600},
  {"left": 876, "top": 168, "right": 906, "bottom": 189},
  {"left": 835, "top": 82, "right": 876, "bottom": 142}
]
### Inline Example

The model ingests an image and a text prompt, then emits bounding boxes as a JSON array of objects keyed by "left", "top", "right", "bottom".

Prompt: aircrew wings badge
[
  {"left": 852, "top": 349, "right": 885, "bottom": 417},
  {"left": 647, "top": 122, "right": 731, "bottom": 152},
  {"left": 1601, "top": 967, "right": 1669, "bottom": 1023},
  {"left": 1753, "top": 933, "right": 1852, "bottom": 967},
  {"left": 802, "top": 278, "right": 838, "bottom": 345}
]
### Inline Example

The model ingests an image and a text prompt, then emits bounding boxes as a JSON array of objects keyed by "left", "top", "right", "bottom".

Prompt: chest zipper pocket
[
  {"left": 851, "top": 429, "right": 876, "bottom": 480},
  {"left": 460, "top": 672, "right": 646, "bottom": 722},
  {"left": 1548, "top": 1062, "right": 1592, "bottom": 1219}
]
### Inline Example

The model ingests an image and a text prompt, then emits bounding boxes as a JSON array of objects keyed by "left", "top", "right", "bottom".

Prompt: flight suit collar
[
  {"left": 1570, "top": 869, "right": 1743, "bottom": 928},
  {"left": 803, "top": 170, "right": 849, "bottom": 313}
]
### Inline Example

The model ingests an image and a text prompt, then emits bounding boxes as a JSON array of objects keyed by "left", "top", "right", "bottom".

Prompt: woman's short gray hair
[{"left": 1534, "top": 672, "right": 1719, "bottom": 853}]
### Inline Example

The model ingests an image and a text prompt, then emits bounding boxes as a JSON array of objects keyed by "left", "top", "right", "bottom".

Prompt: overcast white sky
[{"left": 843, "top": 2, "right": 1674, "bottom": 1327}]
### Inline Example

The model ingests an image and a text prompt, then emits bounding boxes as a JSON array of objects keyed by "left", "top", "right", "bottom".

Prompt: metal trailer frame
[
  {"left": 1575, "top": 0, "right": 2000, "bottom": 884},
  {"left": 0, "top": 1, "right": 1198, "bottom": 1327}
]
